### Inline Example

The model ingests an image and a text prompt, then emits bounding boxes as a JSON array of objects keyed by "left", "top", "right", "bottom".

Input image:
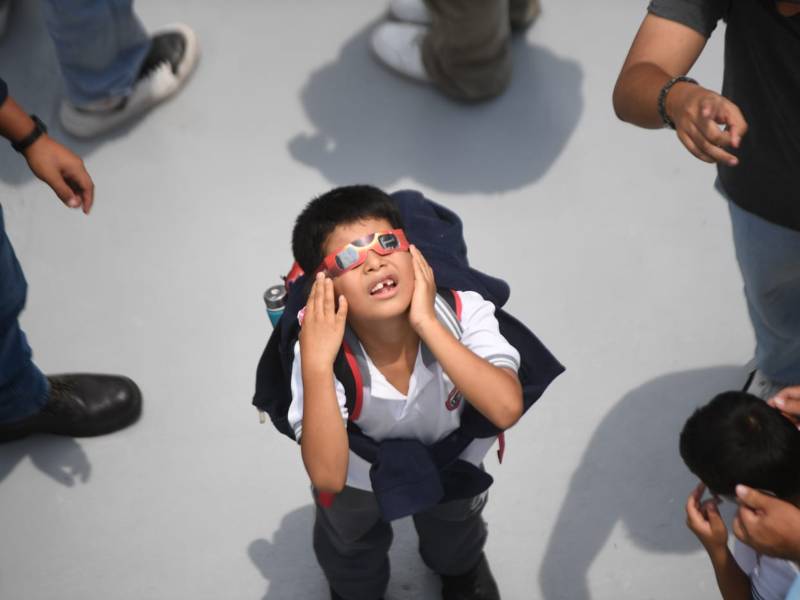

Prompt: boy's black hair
[
  {"left": 679, "top": 391, "right": 800, "bottom": 499},
  {"left": 291, "top": 185, "right": 404, "bottom": 275}
]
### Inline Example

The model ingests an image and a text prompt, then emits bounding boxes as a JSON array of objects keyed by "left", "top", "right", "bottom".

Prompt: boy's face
[{"left": 321, "top": 218, "right": 414, "bottom": 322}]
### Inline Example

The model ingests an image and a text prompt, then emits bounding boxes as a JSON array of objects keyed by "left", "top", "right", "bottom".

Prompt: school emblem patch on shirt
[{"left": 446, "top": 388, "right": 463, "bottom": 411}]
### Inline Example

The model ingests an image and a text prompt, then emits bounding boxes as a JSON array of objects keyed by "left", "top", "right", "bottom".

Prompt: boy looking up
[
  {"left": 288, "top": 185, "right": 524, "bottom": 600},
  {"left": 680, "top": 392, "right": 800, "bottom": 600}
]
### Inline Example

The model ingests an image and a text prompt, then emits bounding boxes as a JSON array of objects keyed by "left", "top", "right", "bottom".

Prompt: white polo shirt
[
  {"left": 734, "top": 540, "right": 800, "bottom": 600},
  {"left": 288, "top": 290, "right": 520, "bottom": 491}
]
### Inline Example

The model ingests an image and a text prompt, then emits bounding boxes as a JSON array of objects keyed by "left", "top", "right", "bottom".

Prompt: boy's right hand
[
  {"left": 299, "top": 273, "right": 348, "bottom": 369},
  {"left": 686, "top": 482, "right": 729, "bottom": 557}
]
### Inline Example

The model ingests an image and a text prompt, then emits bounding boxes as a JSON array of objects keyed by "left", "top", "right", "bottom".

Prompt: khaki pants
[{"left": 421, "top": 0, "right": 540, "bottom": 101}]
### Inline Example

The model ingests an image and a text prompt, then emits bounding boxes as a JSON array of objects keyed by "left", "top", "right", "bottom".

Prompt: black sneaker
[
  {"left": 0, "top": 374, "right": 142, "bottom": 443},
  {"left": 441, "top": 553, "right": 500, "bottom": 600},
  {"left": 59, "top": 23, "right": 200, "bottom": 138}
]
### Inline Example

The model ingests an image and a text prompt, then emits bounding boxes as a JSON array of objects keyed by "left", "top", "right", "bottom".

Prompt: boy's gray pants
[
  {"left": 422, "top": 0, "right": 541, "bottom": 101},
  {"left": 313, "top": 486, "right": 488, "bottom": 600}
]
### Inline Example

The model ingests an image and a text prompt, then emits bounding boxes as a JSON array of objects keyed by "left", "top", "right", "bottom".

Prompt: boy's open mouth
[{"left": 369, "top": 277, "right": 397, "bottom": 296}]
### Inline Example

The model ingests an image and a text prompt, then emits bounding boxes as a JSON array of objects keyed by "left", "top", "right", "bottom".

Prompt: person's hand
[
  {"left": 23, "top": 136, "right": 94, "bottom": 214},
  {"left": 299, "top": 272, "right": 348, "bottom": 368},
  {"left": 686, "top": 482, "right": 729, "bottom": 556},
  {"left": 733, "top": 484, "right": 800, "bottom": 563},
  {"left": 408, "top": 244, "right": 437, "bottom": 333},
  {"left": 769, "top": 386, "right": 800, "bottom": 424},
  {"left": 666, "top": 83, "right": 748, "bottom": 167}
]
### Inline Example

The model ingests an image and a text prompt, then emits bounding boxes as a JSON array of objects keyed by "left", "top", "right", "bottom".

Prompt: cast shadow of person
[
  {"left": 249, "top": 504, "right": 442, "bottom": 599},
  {"left": 0, "top": 435, "right": 91, "bottom": 487},
  {"left": 289, "top": 22, "right": 583, "bottom": 194},
  {"left": 0, "top": 0, "right": 140, "bottom": 188},
  {"left": 538, "top": 365, "right": 746, "bottom": 600}
]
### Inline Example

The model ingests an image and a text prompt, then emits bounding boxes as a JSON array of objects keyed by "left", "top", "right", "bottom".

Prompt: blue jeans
[
  {"left": 0, "top": 206, "right": 49, "bottom": 423},
  {"left": 726, "top": 190, "right": 800, "bottom": 385},
  {"left": 41, "top": 0, "right": 150, "bottom": 106}
]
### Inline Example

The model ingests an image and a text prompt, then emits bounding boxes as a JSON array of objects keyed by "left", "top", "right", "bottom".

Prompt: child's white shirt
[
  {"left": 734, "top": 539, "right": 800, "bottom": 600},
  {"left": 287, "top": 290, "right": 521, "bottom": 491}
]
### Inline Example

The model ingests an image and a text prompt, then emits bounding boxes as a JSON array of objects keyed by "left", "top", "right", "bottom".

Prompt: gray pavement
[{"left": 0, "top": 1, "right": 748, "bottom": 598}]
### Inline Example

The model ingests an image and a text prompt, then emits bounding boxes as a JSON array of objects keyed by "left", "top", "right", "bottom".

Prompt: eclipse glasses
[{"left": 317, "top": 229, "right": 410, "bottom": 277}]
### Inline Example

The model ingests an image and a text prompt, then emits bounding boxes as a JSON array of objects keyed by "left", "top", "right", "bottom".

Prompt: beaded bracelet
[{"left": 657, "top": 76, "right": 698, "bottom": 129}]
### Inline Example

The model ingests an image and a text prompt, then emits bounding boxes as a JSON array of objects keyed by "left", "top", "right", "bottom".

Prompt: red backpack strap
[
  {"left": 434, "top": 289, "right": 463, "bottom": 339},
  {"left": 497, "top": 433, "right": 506, "bottom": 463},
  {"left": 341, "top": 339, "right": 364, "bottom": 421},
  {"left": 317, "top": 491, "right": 335, "bottom": 507},
  {"left": 337, "top": 326, "right": 371, "bottom": 422},
  {"left": 451, "top": 288, "right": 462, "bottom": 320}
]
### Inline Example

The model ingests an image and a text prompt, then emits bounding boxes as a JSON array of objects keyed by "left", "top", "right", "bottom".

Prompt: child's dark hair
[
  {"left": 679, "top": 391, "right": 800, "bottom": 499},
  {"left": 291, "top": 185, "right": 404, "bottom": 274}
]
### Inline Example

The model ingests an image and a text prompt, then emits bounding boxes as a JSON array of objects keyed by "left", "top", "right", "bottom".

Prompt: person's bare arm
[
  {"left": 299, "top": 274, "right": 350, "bottom": 493},
  {"left": 686, "top": 483, "right": 752, "bottom": 600},
  {"left": 613, "top": 13, "right": 747, "bottom": 166},
  {"left": 408, "top": 246, "right": 523, "bottom": 430},
  {"left": 0, "top": 95, "right": 94, "bottom": 213}
]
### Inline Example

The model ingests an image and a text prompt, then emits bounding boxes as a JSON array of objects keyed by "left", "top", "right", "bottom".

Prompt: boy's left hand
[
  {"left": 686, "top": 482, "right": 729, "bottom": 555},
  {"left": 408, "top": 245, "right": 437, "bottom": 333}
]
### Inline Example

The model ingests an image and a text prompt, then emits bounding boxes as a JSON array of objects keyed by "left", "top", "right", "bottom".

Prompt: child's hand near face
[
  {"left": 686, "top": 482, "right": 729, "bottom": 557},
  {"left": 408, "top": 245, "right": 438, "bottom": 333},
  {"left": 299, "top": 273, "right": 348, "bottom": 368}
]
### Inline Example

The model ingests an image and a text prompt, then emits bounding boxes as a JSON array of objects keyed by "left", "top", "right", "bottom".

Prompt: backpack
[{"left": 253, "top": 190, "right": 564, "bottom": 520}]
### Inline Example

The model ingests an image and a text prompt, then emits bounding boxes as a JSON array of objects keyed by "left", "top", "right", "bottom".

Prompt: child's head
[
  {"left": 679, "top": 391, "right": 800, "bottom": 500},
  {"left": 292, "top": 185, "right": 413, "bottom": 321}
]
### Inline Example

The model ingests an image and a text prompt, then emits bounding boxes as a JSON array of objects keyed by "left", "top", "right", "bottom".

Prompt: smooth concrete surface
[{"left": 0, "top": 1, "right": 750, "bottom": 598}]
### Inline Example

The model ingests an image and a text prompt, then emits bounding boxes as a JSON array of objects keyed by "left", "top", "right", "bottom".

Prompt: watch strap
[{"left": 11, "top": 114, "right": 47, "bottom": 153}]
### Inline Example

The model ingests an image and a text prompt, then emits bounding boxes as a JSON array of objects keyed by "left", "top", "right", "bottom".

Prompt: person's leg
[
  {"left": 728, "top": 199, "right": 800, "bottom": 387},
  {"left": 414, "top": 491, "right": 499, "bottom": 599},
  {"left": 0, "top": 205, "right": 142, "bottom": 442},
  {"left": 40, "top": 0, "right": 199, "bottom": 138},
  {"left": 313, "top": 487, "right": 392, "bottom": 600},
  {"left": 0, "top": 206, "right": 49, "bottom": 424},
  {"left": 421, "top": 0, "right": 512, "bottom": 101},
  {"left": 40, "top": 0, "right": 150, "bottom": 107}
]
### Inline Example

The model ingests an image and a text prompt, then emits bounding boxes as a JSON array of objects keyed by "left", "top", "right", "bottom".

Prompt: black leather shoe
[
  {"left": 0, "top": 374, "right": 142, "bottom": 443},
  {"left": 441, "top": 553, "right": 500, "bottom": 600}
]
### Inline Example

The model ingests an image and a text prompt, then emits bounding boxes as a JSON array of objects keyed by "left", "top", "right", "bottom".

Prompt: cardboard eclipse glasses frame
[{"left": 316, "top": 229, "right": 410, "bottom": 277}]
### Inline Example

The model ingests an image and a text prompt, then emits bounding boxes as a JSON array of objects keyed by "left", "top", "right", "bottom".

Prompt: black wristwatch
[{"left": 11, "top": 114, "right": 47, "bottom": 153}]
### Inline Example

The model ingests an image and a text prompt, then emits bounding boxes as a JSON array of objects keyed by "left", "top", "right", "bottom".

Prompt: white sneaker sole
[{"left": 60, "top": 22, "right": 200, "bottom": 138}]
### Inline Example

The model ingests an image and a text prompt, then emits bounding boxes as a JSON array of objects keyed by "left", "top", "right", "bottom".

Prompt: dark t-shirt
[{"left": 648, "top": 0, "right": 800, "bottom": 231}]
